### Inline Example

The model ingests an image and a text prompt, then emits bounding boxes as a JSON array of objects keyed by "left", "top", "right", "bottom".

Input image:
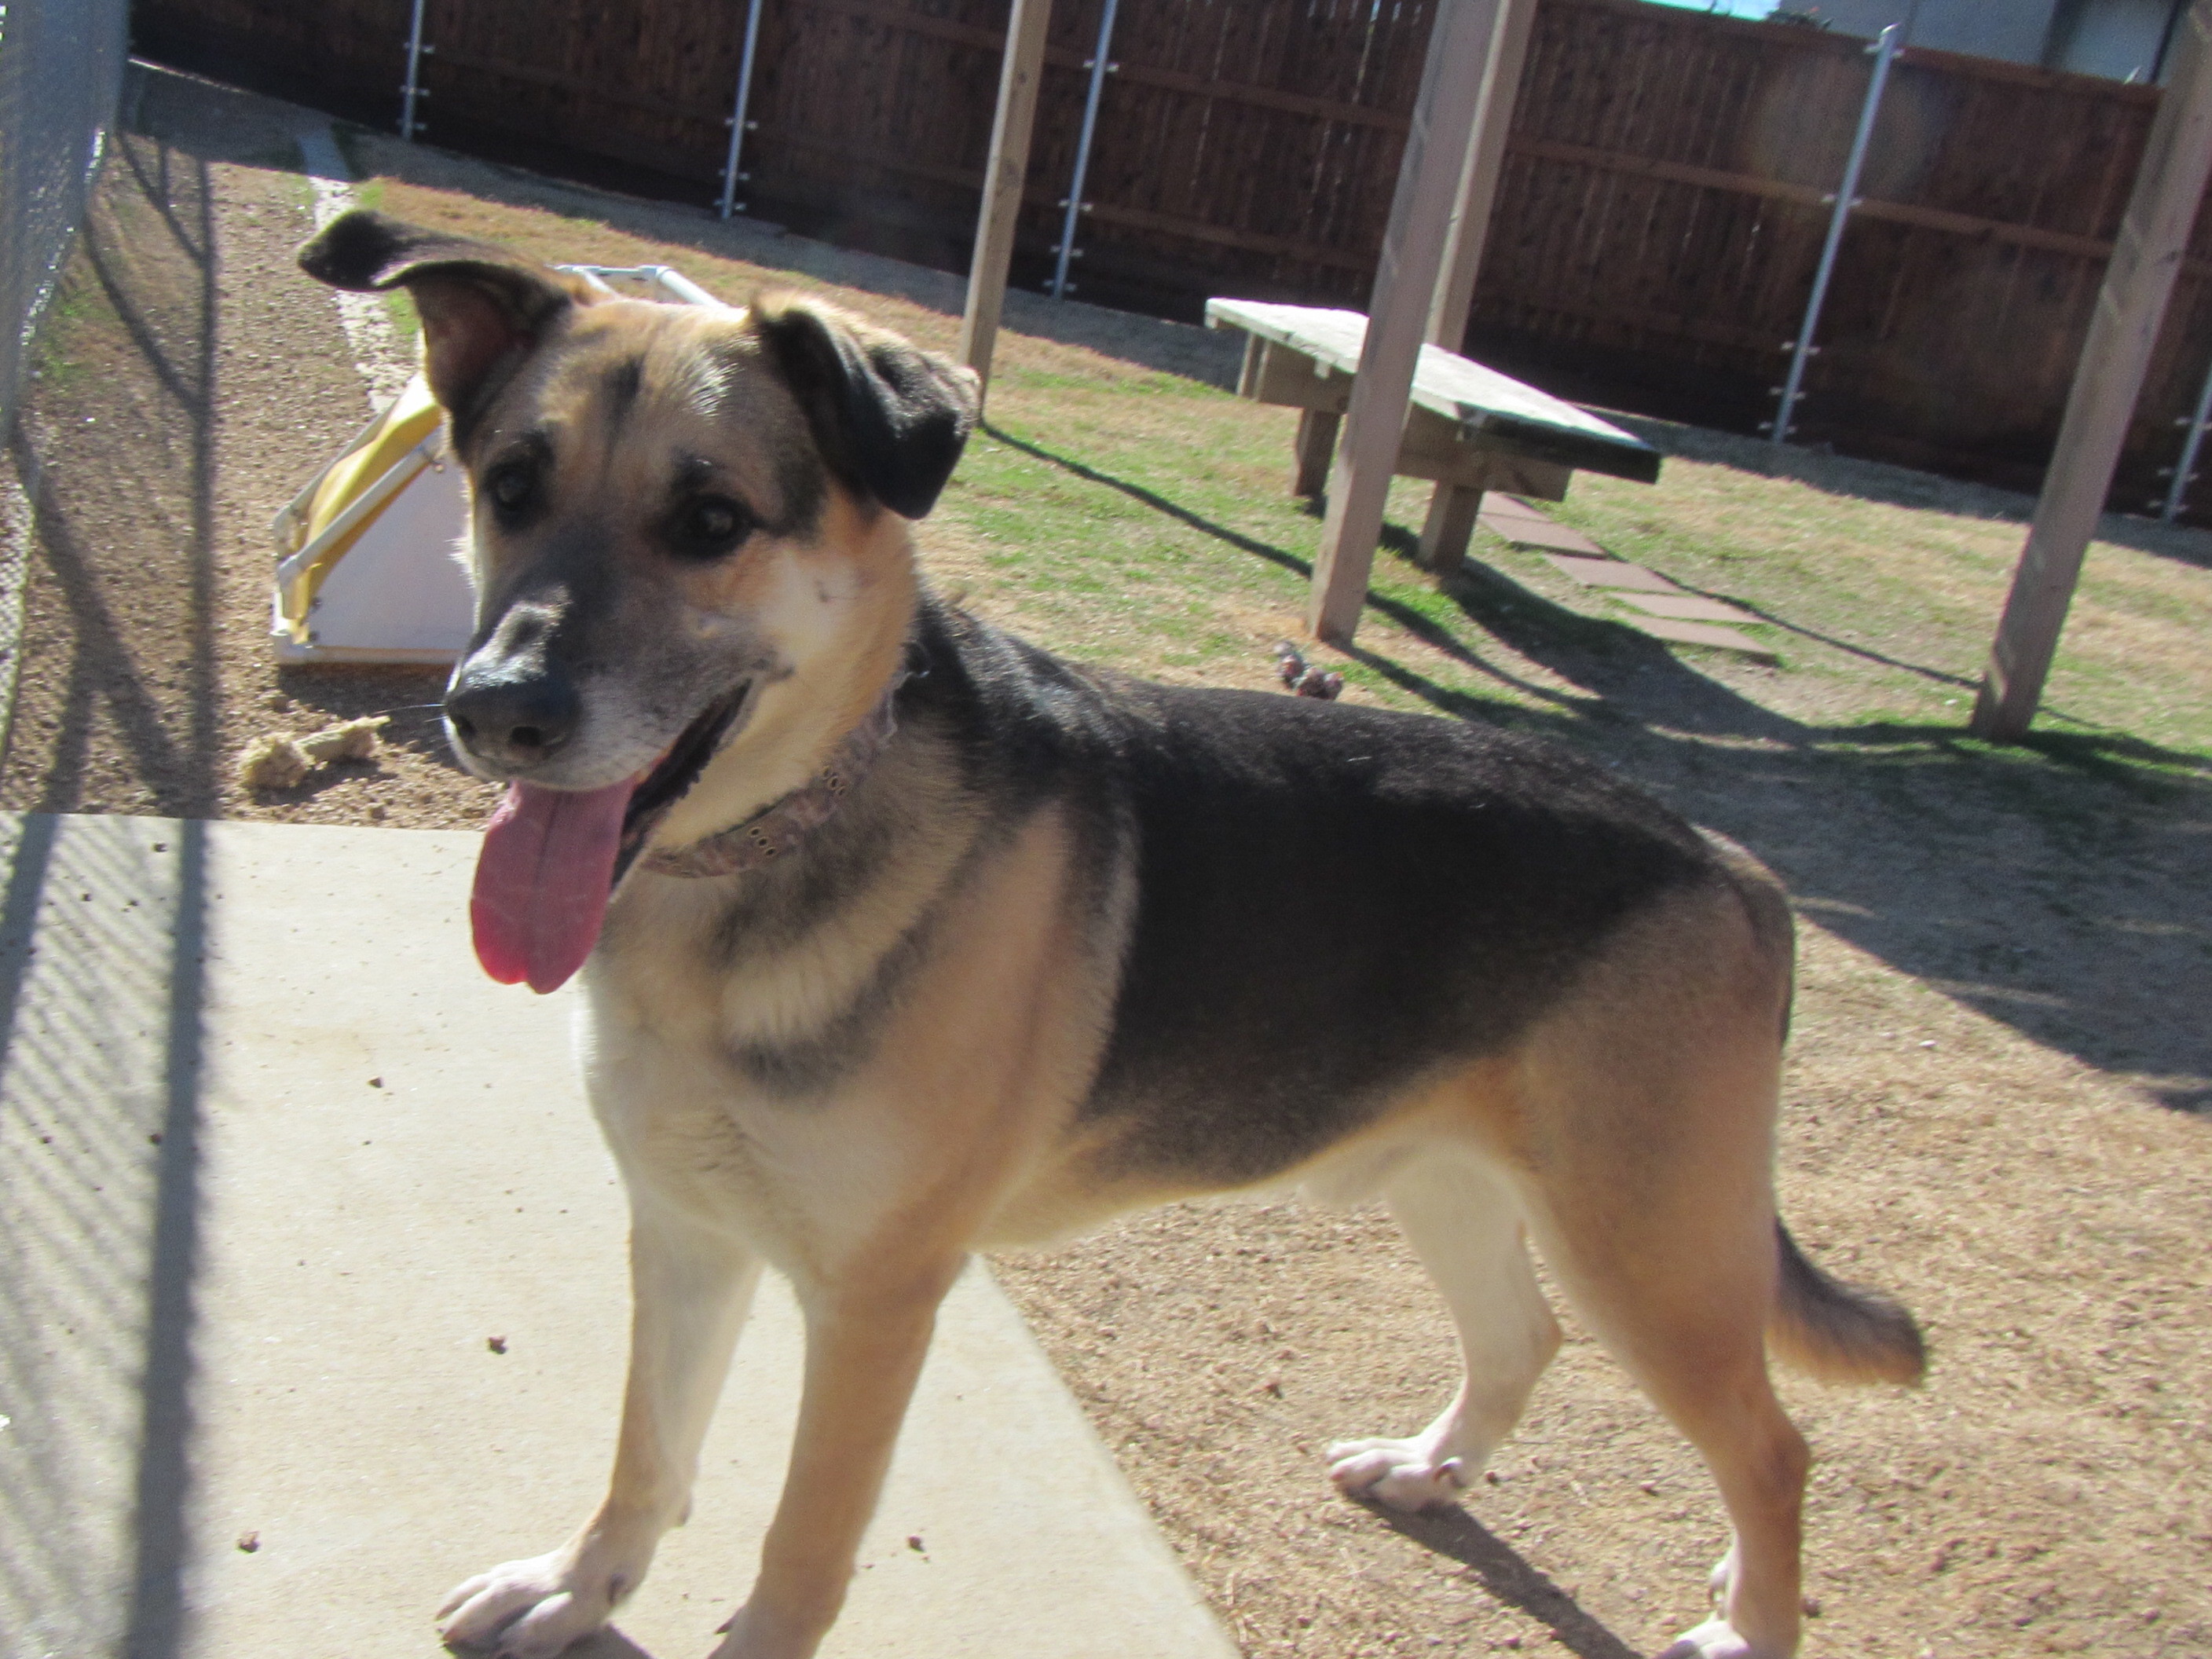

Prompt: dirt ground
[{"left": 6, "top": 63, "right": 2206, "bottom": 1659}]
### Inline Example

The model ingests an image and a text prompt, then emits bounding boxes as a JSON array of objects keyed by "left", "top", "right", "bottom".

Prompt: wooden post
[
  {"left": 1972, "top": 0, "right": 2212, "bottom": 742},
  {"left": 1418, "top": 482, "right": 1484, "bottom": 575},
  {"left": 958, "top": 0, "right": 1053, "bottom": 402},
  {"left": 1412, "top": 0, "right": 1534, "bottom": 577},
  {"left": 1426, "top": 0, "right": 1536, "bottom": 350},
  {"left": 1309, "top": 0, "right": 1503, "bottom": 643},
  {"left": 1293, "top": 410, "right": 1341, "bottom": 496}
]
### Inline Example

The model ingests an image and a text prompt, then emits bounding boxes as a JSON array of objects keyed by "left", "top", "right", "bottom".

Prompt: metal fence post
[
  {"left": 717, "top": 0, "right": 767, "bottom": 219},
  {"left": 399, "top": 0, "right": 429, "bottom": 141},
  {"left": 2159, "top": 348, "right": 2212, "bottom": 521},
  {"left": 1049, "top": 0, "right": 1120, "bottom": 298},
  {"left": 1768, "top": 22, "right": 1900, "bottom": 446}
]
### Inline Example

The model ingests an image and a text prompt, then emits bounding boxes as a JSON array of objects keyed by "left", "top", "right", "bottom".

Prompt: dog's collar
[{"left": 636, "top": 676, "right": 904, "bottom": 880}]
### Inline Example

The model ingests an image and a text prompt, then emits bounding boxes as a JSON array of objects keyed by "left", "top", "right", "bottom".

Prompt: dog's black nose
[{"left": 445, "top": 674, "right": 580, "bottom": 769}]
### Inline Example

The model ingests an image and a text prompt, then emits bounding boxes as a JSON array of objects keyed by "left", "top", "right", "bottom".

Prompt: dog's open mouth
[
  {"left": 619, "top": 679, "right": 756, "bottom": 856},
  {"left": 470, "top": 679, "right": 755, "bottom": 996}
]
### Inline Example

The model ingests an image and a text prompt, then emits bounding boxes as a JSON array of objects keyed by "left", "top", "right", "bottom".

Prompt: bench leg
[
  {"left": 1292, "top": 409, "right": 1341, "bottom": 497},
  {"left": 1418, "top": 483, "right": 1484, "bottom": 575}
]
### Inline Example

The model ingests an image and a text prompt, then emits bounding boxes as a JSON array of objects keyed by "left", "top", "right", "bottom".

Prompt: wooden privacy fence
[{"left": 132, "top": 0, "right": 2212, "bottom": 518}]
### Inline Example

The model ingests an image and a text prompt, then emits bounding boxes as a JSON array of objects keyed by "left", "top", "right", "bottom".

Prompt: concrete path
[
  {"left": 0, "top": 812, "right": 1234, "bottom": 1659},
  {"left": 1479, "top": 497, "right": 1778, "bottom": 661}
]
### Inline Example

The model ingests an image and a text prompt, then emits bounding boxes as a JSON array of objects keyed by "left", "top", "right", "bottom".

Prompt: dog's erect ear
[
  {"left": 750, "top": 296, "right": 979, "bottom": 520},
  {"left": 298, "top": 209, "right": 595, "bottom": 434}
]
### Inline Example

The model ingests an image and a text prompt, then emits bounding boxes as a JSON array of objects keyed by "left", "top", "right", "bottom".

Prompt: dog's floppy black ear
[
  {"left": 298, "top": 209, "right": 595, "bottom": 435},
  {"left": 751, "top": 296, "right": 979, "bottom": 519}
]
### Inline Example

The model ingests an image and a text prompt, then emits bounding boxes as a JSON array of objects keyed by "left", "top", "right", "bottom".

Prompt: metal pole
[
  {"left": 1768, "top": 22, "right": 1900, "bottom": 446},
  {"left": 1050, "top": 0, "right": 1120, "bottom": 298},
  {"left": 400, "top": 0, "right": 429, "bottom": 141},
  {"left": 718, "top": 0, "right": 767, "bottom": 219},
  {"left": 2161, "top": 348, "right": 2212, "bottom": 521}
]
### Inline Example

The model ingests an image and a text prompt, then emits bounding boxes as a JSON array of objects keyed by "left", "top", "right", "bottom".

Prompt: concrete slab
[
  {"left": 0, "top": 813, "right": 1234, "bottom": 1659},
  {"left": 1481, "top": 516, "right": 1606, "bottom": 555},
  {"left": 1477, "top": 493, "right": 1552, "bottom": 523},
  {"left": 1614, "top": 591, "right": 1760, "bottom": 625},
  {"left": 1540, "top": 555, "right": 1683, "bottom": 593},
  {"left": 1628, "top": 616, "right": 1779, "bottom": 661}
]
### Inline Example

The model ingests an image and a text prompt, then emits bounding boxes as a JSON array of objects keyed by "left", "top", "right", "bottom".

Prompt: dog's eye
[
  {"left": 668, "top": 496, "right": 755, "bottom": 561},
  {"left": 483, "top": 463, "right": 537, "bottom": 525}
]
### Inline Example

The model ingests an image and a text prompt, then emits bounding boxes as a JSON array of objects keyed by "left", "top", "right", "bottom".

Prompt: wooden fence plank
[{"left": 130, "top": 0, "right": 2212, "bottom": 518}]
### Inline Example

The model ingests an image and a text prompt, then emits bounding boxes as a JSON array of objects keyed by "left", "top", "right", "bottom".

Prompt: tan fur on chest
[{"left": 586, "top": 807, "right": 1113, "bottom": 1277}]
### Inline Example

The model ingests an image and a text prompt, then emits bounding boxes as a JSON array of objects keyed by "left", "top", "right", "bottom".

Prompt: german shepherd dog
[{"left": 300, "top": 211, "right": 1923, "bottom": 1659}]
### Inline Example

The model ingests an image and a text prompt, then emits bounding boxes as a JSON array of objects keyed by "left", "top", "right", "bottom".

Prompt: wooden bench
[{"left": 1204, "top": 298, "right": 1661, "bottom": 572}]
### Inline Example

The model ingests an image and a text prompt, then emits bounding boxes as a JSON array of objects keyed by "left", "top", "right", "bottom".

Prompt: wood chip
[
  {"left": 234, "top": 716, "right": 390, "bottom": 791},
  {"left": 296, "top": 715, "right": 389, "bottom": 764},
  {"left": 234, "top": 734, "right": 309, "bottom": 790}
]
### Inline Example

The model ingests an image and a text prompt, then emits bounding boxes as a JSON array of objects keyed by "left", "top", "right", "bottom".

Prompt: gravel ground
[
  {"left": 6, "top": 62, "right": 2205, "bottom": 1659},
  {"left": 1, "top": 72, "right": 501, "bottom": 831}
]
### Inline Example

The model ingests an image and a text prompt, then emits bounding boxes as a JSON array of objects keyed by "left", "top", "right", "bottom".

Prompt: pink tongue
[{"left": 471, "top": 778, "right": 638, "bottom": 993}]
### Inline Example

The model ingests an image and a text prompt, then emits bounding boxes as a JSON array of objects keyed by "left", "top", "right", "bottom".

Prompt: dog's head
[{"left": 299, "top": 210, "right": 976, "bottom": 987}]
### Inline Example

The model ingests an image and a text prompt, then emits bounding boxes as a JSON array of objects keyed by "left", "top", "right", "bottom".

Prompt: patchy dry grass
[{"left": 358, "top": 170, "right": 2212, "bottom": 781}]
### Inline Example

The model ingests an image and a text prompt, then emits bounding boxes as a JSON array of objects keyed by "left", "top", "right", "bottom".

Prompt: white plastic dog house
[{"left": 271, "top": 264, "right": 727, "bottom": 665}]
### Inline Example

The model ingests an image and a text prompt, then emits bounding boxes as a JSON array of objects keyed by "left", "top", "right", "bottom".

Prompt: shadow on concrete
[
  {"left": 0, "top": 814, "right": 209, "bottom": 1658},
  {"left": 988, "top": 424, "right": 2212, "bottom": 1115},
  {"left": 569, "top": 1628, "right": 659, "bottom": 1658},
  {"left": 0, "top": 104, "right": 221, "bottom": 1657},
  {"left": 126, "top": 814, "right": 210, "bottom": 1659}
]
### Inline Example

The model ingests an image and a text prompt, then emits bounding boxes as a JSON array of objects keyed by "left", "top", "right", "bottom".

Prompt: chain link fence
[
  {"left": 0, "top": 0, "right": 128, "bottom": 767},
  {"left": 0, "top": 0, "right": 130, "bottom": 446}
]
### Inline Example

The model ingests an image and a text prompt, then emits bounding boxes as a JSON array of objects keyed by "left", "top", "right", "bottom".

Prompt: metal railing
[{"left": 0, "top": 0, "right": 130, "bottom": 445}]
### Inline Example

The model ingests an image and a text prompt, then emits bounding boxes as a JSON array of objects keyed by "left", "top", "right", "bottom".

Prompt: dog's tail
[{"left": 1767, "top": 1221, "right": 1926, "bottom": 1386}]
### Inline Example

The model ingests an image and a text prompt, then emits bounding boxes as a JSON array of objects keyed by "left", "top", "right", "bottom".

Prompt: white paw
[
  {"left": 1654, "top": 1617, "right": 1778, "bottom": 1659},
  {"left": 437, "top": 1542, "right": 645, "bottom": 1658},
  {"left": 1325, "top": 1436, "right": 1470, "bottom": 1512}
]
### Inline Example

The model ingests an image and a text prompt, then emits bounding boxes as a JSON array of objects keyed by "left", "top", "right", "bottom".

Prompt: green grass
[
  {"left": 26, "top": 276, "right": 108, "bottom": 394},
  {"left": 933, "top": 363, "right": 2212, "bottom": 786},
  {"left": 356, "top": 170, "right": 2212, "bottom": 798}
]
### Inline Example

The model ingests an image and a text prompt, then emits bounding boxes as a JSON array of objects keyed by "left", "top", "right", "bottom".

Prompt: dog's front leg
[
  {"left": 441, "top": 1202, "right": 761, "bottom": 1657},
  {"left": 711, "top": 1258, "right": 962, "bottom": 1659}
]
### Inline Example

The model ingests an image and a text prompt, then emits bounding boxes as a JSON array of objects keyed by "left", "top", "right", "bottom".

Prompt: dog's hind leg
[
  {"left": 439, "top": 1201, "right": 761, "bottom": 1658},
  {"left": 1527, "top": 1189, "right": 1810, "bottom": 1659},
  {"left": 1327, "top": 1152, "right": 1562, "bottom": 1511},
  {"left": 1512, "top": 956, "right": 1811, "bottom": 1658}
]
